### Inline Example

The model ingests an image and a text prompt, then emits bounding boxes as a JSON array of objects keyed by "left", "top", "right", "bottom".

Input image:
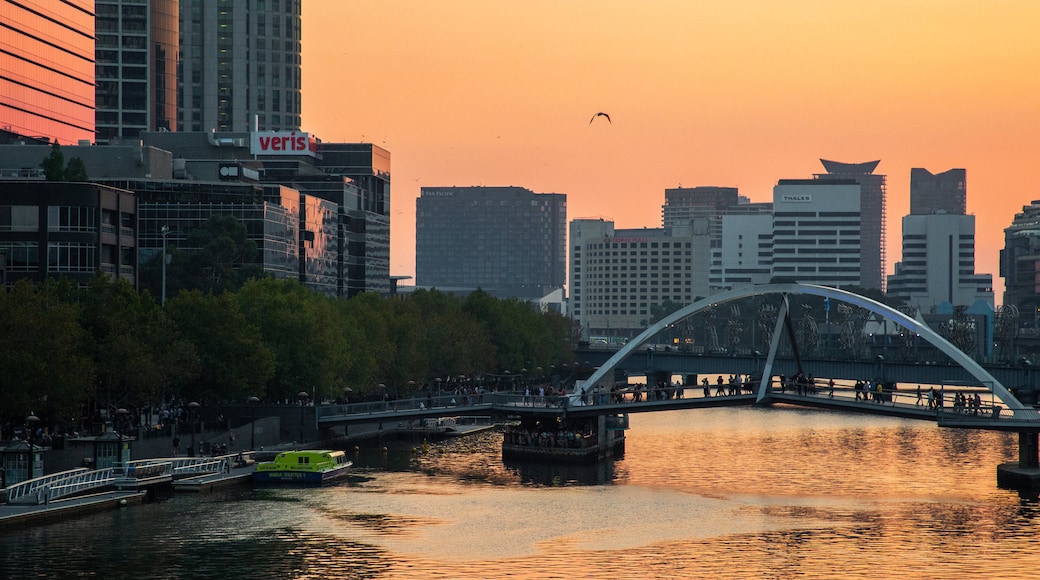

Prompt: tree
[
  {"left": 166, "top": 290, "right": 274, "bottom": 403},
  {"left": 64, "top": 157, "right": 88, "bottom": 181},
  {"left": 0, "top": 280, "right": 94, "bottom": 434},
  {"left": 410, "top": 289, "right": 495, "bottom": 381},
  {"left": 236, "top": 278, "right": 348, "bottom": 402},
  {"left": 77, "top": 273, "right": 195, "bottom": 411},
  {"left": 39, "top": 142, "right": 89, "bottom": 181},
  {"left": 40, "top": 142, "right": 65, "bottom": 180}
]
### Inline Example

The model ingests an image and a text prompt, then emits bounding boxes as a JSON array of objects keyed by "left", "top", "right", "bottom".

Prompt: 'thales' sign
[{"left": 250, "top": 131, "right": 318, "bottom": 157}]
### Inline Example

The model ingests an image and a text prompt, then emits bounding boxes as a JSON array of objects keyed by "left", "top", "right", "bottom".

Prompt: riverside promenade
[{"left": 0, "top": 417, "right": 497, "bottom": 530}]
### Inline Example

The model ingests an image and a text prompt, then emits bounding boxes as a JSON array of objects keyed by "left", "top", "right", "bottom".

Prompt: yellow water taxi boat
[{"left": 252, "top": 449, "right": 352, "bottom": 483}]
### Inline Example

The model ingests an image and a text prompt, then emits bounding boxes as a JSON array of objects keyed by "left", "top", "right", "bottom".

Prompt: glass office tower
[{"left": 0, "top": 0, "right": 96, "bottom": 144}]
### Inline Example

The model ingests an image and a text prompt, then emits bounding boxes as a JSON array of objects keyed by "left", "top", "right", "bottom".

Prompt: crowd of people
[{"left": 503, "top": 421, "right": 596, "bottom": 449}]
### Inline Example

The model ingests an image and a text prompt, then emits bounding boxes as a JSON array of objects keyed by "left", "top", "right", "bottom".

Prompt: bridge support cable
[{"left": 757, "top": 295, "right": 791, "bottom": 404}]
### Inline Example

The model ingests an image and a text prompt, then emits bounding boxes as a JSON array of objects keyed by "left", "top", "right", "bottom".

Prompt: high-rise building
[
  {"left": 1001, "top": 201, "right": 1040, "bottom": 318},
  {"left": 569, "top": 219, "right": 710, "bottom": 338},
  {"left": 0, "top": 0, "right": 95, "bottom": 144},
  {"left": 416, "top": 186, "right": 566, "bottom": 299},
  {"left": 95, "top": 0, "right": 178, "bottom": 143},
  {"left": 772, "top": 179, "right": 862, "bottom": 288},
  {"left": 814, "top": 159, "right": 886, "bottom": 290},
  {"left": 178, "top": 0, "right": 302, "bottom": 132},
  {"left": 887, "top": 214, "right": 992, "bottom": 312},
  {"left": 890, "top": 167, "right": 990, "bottom": 313},
  {"left": 909, "top": 168, "right": 966, "bottom": 216}
]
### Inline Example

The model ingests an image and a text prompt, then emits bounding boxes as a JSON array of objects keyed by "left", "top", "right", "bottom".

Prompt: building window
[
  {"left": 0, "top": 206, "right": 39, "bottom": 232},
  {"left": 0, "top": 242, "right": 39, "bottom": 270},
  {"left": 48, "top": 207, "right": 97, "bottom": 232},
  {"left": 48, "top": 242, "right": 97, "bottom": 272}
]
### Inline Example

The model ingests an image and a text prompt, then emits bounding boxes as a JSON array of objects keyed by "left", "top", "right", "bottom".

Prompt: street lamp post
[
  {"left": 246, "top": 396, "right": 259, "bottom": 450},
  {"left": 25, "top": 412, "right": 40, "bottom": 481},
  {"left": 187, "top": 401, "right": 199, "bottom": 457},
  {"left": 160, "top": 225, "right": 169, "bottom": 306}
]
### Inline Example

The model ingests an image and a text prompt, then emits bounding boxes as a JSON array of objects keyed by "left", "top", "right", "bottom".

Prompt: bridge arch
[{"left": 579, "top": 283, "right": 1026, "bottom": 410}]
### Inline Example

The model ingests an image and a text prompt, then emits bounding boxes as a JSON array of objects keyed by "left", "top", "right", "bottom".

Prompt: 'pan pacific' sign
[{"left": 250, "top": 131, "right": 318, "bottom": 157}]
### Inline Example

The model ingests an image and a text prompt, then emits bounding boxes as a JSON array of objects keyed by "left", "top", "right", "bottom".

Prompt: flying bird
[{"left": 589, "top": 112, "right": 611, "bottom": 124}]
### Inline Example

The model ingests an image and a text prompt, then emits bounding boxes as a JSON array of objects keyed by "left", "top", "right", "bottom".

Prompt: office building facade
[
  {"left": 96, "top": 0, "right": 178, "bottom": 144},
  {"left": 140, "top": 131, "right": 389, "bottom": 297},
  {"left": 569, "top": 219, "right": 709, "bottom": 338},
  {"left": 709, "top": 214, "right": 774, "bottom": 292},
  {"left": 814, "top": 159, "right": 886, "bottom": 290},
  {"left": 890, "top": 167, "right": 990, "bottom": 313},
  {"left": 416, "top": 186, "right": 566, "bottom": 299},
  {"left": 178, "top": 0, "right": 302, "bottom": 132},
  {"left": 115, "top": 179, "right": 339, "bottom": 296},
  {"left": 887, "top": 213, "right": 992, "bottom": 312},
  {"left": 1001, "top": 201, "right": 1040, "bottom": 318},
  {"left": 0, "top": 0, "right": 95, "bottom": 144},
  {"left": 0, "top": 180, "right": 137, "bottom": 287},
  {"left": 909, "top": 167, "right": 966, "bottom": 216},
  {"left": 662, "top": 186, "right": 772, "bottom": 246},
  {"left": 772, "top": 179, "right": 862, "bottom": 288},
  {"left": 315, "top": 143, "right": 392, "bottom": 297}
]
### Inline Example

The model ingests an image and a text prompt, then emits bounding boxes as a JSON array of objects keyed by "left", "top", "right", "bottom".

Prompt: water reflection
[{"left": 3, "top": 407, "right": 1040, "bottom": 579}]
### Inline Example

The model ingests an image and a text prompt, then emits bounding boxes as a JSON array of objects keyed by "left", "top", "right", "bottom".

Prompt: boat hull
[{"left": 252, "top": 462, "right": 352, "bottom": 484}]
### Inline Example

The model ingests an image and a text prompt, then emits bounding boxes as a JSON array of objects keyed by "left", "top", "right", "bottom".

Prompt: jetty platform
[{"left": 0, "top": 490, "right": 146, "bottom": 530}]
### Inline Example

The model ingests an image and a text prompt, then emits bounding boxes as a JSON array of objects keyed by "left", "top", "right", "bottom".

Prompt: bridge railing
[
  {"left": 2, "top": 467, "right": 119, "bottom": 505},
  {"left": 317, "top": 393, "right": 495, "bottom": 419},
  {"left": 937, "top": 404, "right": 1040, "bottom": 425}
]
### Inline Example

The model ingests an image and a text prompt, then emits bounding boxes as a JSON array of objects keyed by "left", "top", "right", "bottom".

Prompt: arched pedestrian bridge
[{"left": 317, "top": 285, "right": 1040, "bottom": 484}]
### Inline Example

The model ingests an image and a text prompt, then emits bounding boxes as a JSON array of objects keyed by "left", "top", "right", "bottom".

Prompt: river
[{"left": 2, "top": 406, "right": 1038, "bottom": 579}]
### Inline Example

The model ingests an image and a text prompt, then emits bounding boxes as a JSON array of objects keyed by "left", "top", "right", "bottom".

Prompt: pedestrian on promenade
[{"left": 173, "top": 436, "right": 180, "bottom": 456}]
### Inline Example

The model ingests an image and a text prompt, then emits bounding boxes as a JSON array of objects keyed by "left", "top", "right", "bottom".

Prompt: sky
[{"left": 302, "top": 1, "right": 1040, "bottom": 302}]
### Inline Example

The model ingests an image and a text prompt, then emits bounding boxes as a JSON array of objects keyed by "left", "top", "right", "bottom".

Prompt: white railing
[
  {"left": 2, "top": 454, "right": 252, "bottom": 506},
  {"left": 3, "top": 468, "right": 119, "bottom": 505}
]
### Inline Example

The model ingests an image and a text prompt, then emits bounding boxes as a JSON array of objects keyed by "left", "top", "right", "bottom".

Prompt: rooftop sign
[{"left": 250, "top": 131, "right": 317, "bottom": 157}]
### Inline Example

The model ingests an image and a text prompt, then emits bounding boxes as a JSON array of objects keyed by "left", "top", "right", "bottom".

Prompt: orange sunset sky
[{"left": 302, "top": 1, "right": 1040, "bottom": 302}]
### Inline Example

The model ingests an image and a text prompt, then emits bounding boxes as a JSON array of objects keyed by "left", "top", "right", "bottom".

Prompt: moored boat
[{"left": 252, "top": 449, "right": 352, "bottom": 483}]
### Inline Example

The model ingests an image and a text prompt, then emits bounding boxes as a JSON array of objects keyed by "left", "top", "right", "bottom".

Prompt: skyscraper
[
  {"left": 887, "top": 213, "right": 992, "bottom": 312},
  {"left": 178, "top": 0, "right": 302, "bottom": 132},
  {"left": 416, "top": 186, "right": 566, "bottom": 299},
  {"left": 815, "top": 159, "right": 886, "bottom": 290},
  {"left": 95, "top": 0, "right": 178, "bottom": 143},
  {"left": 0, "top": 0, "right": 95, "bottom": 144},
  {"left": 890, "top": 167, "right": 990, "bottom": 313},
  {"left": 910, "top": 168, "right": 966, "bottom": 215}
]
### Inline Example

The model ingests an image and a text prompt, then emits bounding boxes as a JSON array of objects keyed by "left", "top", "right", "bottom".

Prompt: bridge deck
[{"left": 317, "top": 383, "right": 1040, "bottom": 432}]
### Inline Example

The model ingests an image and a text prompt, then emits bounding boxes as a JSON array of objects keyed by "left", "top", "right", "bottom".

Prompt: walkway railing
[
  {"left": 2, "top": 467, "right": 119, "bottom": 505},
  {"left": 134, "top": 456, "right": 236, "bottom": 477},
  {"left": 1, "top": 455, "right": 243, "bottom": 506},
  {"left": 316, "top": 382, "right": 1040, "bottom": 430}
]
